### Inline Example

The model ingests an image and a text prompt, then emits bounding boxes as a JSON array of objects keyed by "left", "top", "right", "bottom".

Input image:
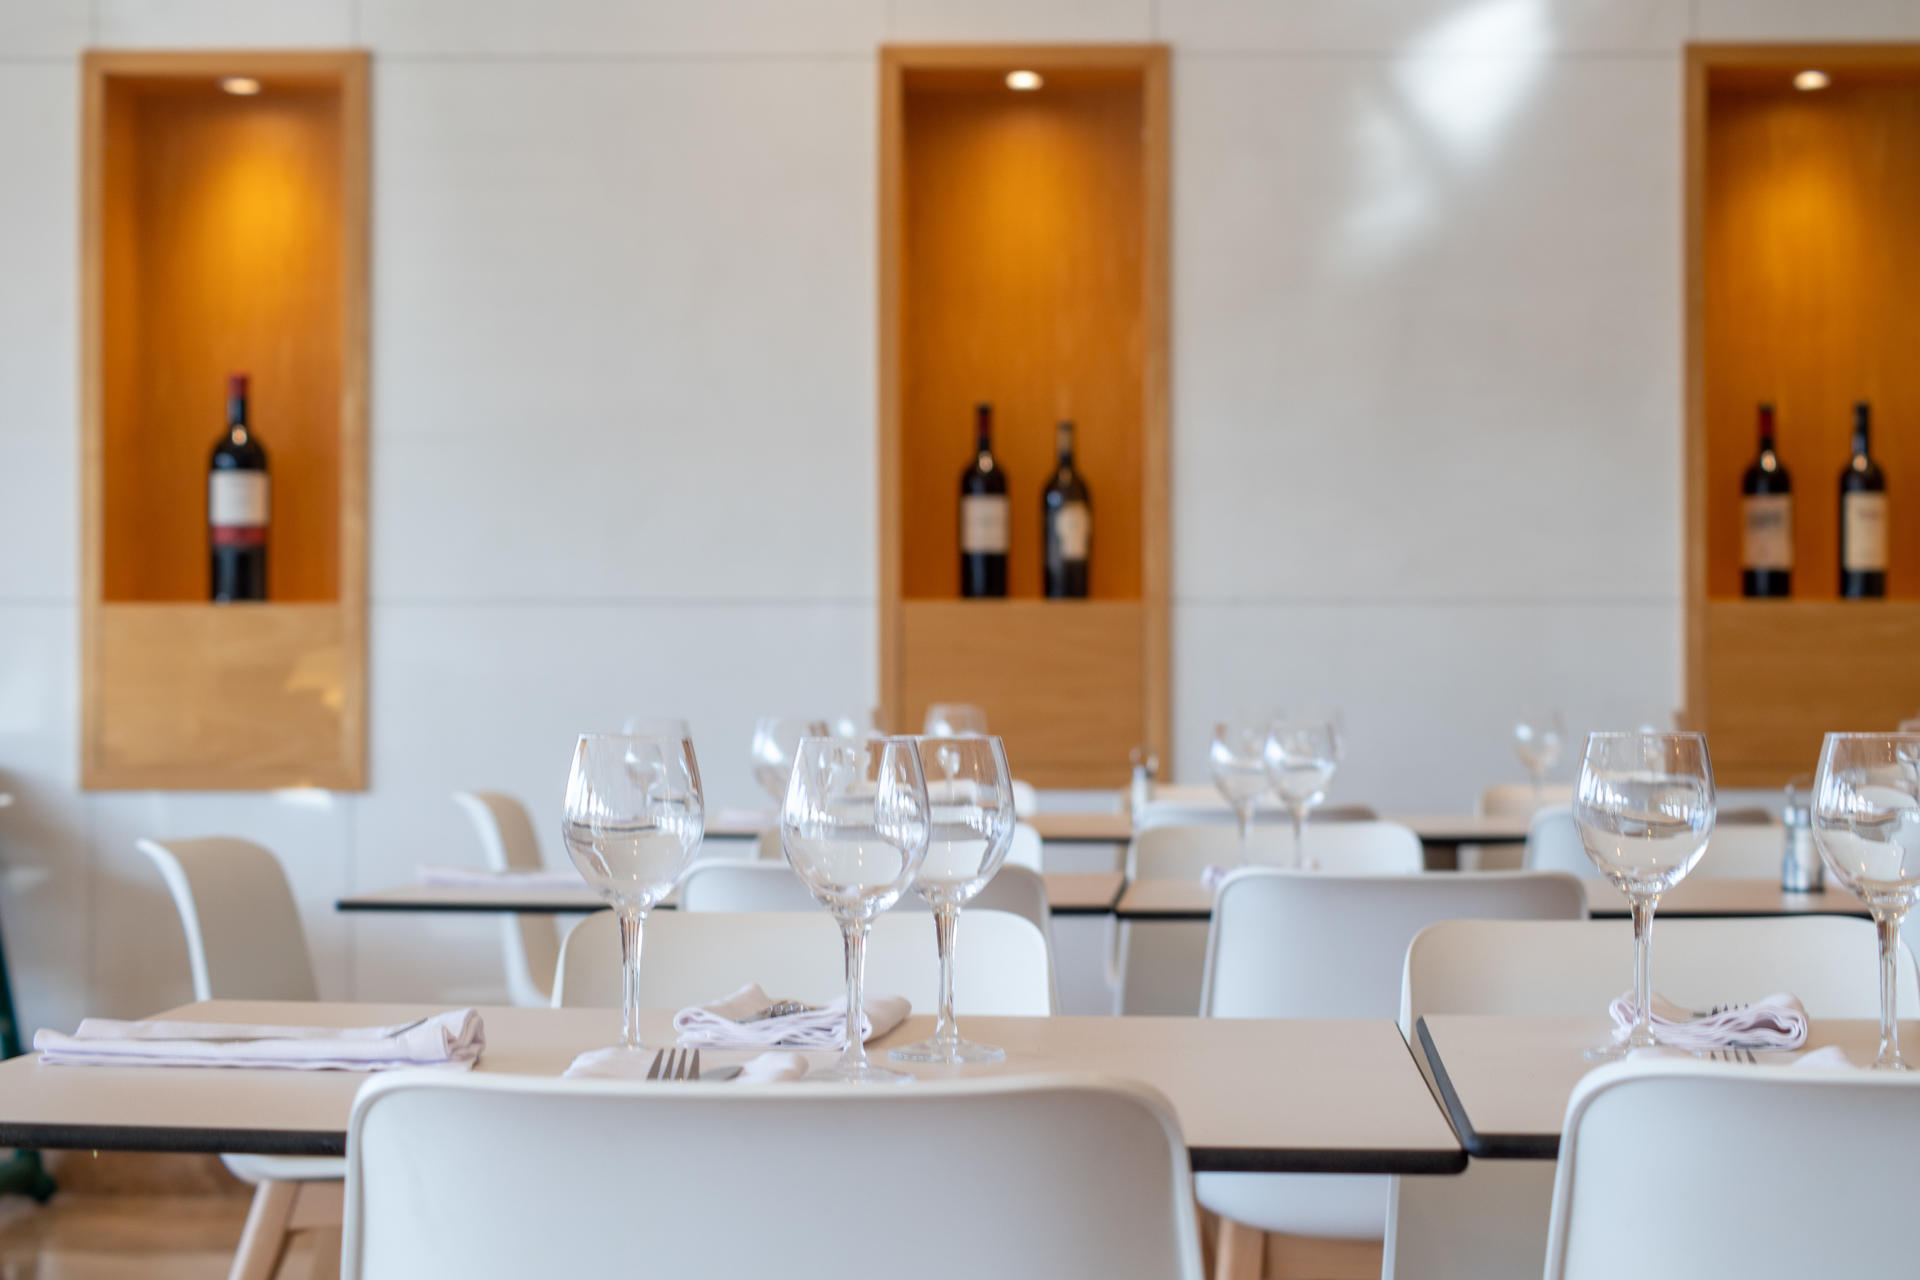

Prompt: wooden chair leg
[
  {"left": 229, "top": 1180, "right": 298, "bottom": 1280},
  {"left": 1214, "top": 1217, "right": 1263, "bottom": 1280},
  {"left": 303, "top": 1225, "right": 343, "bottom": 1280}
]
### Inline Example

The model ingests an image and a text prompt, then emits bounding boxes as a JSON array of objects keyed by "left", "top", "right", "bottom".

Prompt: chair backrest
[
  {"left": 135, "top": 837, "right": 318, "bottom": 1003},
  {"left": 1544, "top": 1063, "right": 1920, "bottom": 1280},
  {"left": 1128, "top": 821, "right": 1420, "bottom": 880},
  {"left": 679, "top": 860, "right": 1053, "bottom": 939},
  {"left": 1203, "top": 871, "right": 1585, "bottom": 1019},
  {"left": 1011, "top": 779, "right": 1040, "bottom": 818},
  {"left": 1402, "top": 917, "right": 1920, "bottom": 1031},
  {"left": 1520, "top": 806, "right": 1586, "bottom": 876},
  {"left": 553, "top": 908, "right": 1052, "bottom": 1015},
  {"left": 1135, "top": 800, "right": 1375, "bottom": 831},
  {"left": 753, "top": 827, "right": 783, "bottom": 861},
  {"left": 1005, "top": 821, "right": 1043, "bottom": 871},
  {"left": 1476, "top": 782, "right": 1572, "bottom": 819},
  {"left": 344, "top": 1071, "right": 1202, "bottom": 1280},
  {"left": 452, "top": 792, "right": 562, "bottom": 1007}
]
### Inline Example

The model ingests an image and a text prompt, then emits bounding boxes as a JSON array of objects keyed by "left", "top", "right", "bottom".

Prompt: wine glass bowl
[
  {"left": 561, "top": 732, "right": 705, "bottom": 1056},
  {"left": 891, "top": 735, "right": 1017, "bottom": 1065},
  {"left": 1263, "top": 720, "right": 1339, "bottom": 869},
  {"left": 782, "top": 737, "right": 930, "bottom": 1083},
  {"left": 923, "top": 703, "right": 989, "bottom": 737},
  {"left": 1210, "top": 720, "right": 1271, "bottom": 864},
  {"left": 1812, "top": 732, "right": 1920, "bottom": 1069},
  {"left": 1573, "top": 731, "right": 1714, "bottom": 1060},
  {"left": 1513, "top": 709, "right": 1565, "bottom": 803},
  {"left": 750, "top": 717, "right": 829, "bottom": 805}
]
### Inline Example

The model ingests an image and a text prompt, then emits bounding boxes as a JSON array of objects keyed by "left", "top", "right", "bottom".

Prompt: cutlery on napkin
[
  {"left": 32, "top": 1009, "right": 485, "bottom": 1071},
  {"left": 673, "top": 983, "right": 909, "bottom": 1050},
  {"left": 563, "top": 1048, "right": 808, "bottom": 1082},
  {"left": 417, "top": 865, "right": 586, "bottom": 891},
  {"left": 1608, "top": 992, "right": 1808, "bottom": 1051}
]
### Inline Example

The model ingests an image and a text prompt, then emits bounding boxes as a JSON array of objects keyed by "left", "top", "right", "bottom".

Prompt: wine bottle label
[
  {"left": 1843, "top": 493, "right": 1888, "bottom": 572},
  {"left": 960, "top": 495, "right": 1009, "bottom": 554},
  {"left": 209, "top": 471, "right": 270, "bottom": 529},
  {"left": 1741, "top": 495, "right": 1792, "bottom": 570},
  {"left": 1054, "top": 501, "right": 1091, "bottom": 561}
]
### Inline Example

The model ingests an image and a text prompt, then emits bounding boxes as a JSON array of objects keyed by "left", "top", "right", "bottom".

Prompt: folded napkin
[
  {"left": 418, "top": 864, "right": 585, "bottom": 891},
  {"left": 1609, "top": 992, "right": 1808, "bottom": 1051},
  {"left": 562, "top": 1047, "right": 809, "bottom": 1083},
  {"left": 673, "top": 983, "right": 909, "bottom": 1050},
  {"left": 33, "top": 1010, "right": 485, "bottom": 1071}
]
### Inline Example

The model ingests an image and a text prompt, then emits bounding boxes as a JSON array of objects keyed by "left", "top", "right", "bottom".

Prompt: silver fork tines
[{"left": 645, "top": 1047, "right": 700, "bottom": 1081}]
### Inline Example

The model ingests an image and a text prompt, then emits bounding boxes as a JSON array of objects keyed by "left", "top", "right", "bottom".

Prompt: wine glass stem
[
  {"left": 1629, "top": 895, "right": 1658, "bottom": 1049},
  {"left": 1237, "top": 809, "right": 1254, "bottom": 865},
  {"left": 932, "top": 903, "right": 960, "bottom": 1048},
  {"left": 1289, "top": 806, "right": 1307, "bottom": 870},
  {"left": 1874, "top": 909, "right": 1906, "bottom": 1069},
  {"left": 840, "top": 918, "right": 872, "bottom": 1073},
  {"left": 617, "top": 907, "right": 645, "bottom": 1051}
]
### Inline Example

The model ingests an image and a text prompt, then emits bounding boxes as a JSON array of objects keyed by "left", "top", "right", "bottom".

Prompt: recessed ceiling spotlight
[
  {"left": 220, "top": 76, "right": 261, "bottom": 96},
  {"left": 1794, "top": 69, "right": 1829, "bottom": 91},
  {"left": 1005, "top": 70, "right": 1043, "bottom": 92}
]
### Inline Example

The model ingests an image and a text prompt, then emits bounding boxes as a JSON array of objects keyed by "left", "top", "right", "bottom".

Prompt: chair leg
[
  {"left": 1214, "top": 1217, "right": 1263, "bottom": 1280},
  {"left": 303, "top": 1225, "right": 343, "bottom": 1280},
  {"left": 229, "top": 1180, "right": 298, "bottom": 1280}
]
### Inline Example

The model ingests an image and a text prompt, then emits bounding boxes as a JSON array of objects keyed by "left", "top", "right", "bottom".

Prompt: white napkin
[
  {"left": 418, "top": 864, "right": 586, "bottom": 891},
  {"left": 673, "top": 983, "right": 909, "bottom": 1050},
  {"left": 1608, "top": 992, "right": 1808, "bottom": 1050},
  {"left": 33, "top": 1010, "right": 485, "bottom": 1071},
  {"left": 562, "top": 1047, "right": 809, "bottom": 1082}
]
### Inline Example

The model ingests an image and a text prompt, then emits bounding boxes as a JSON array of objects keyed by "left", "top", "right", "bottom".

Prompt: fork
[{"left": 645, "top": 1047, "right": 700, "bottom": 1080}]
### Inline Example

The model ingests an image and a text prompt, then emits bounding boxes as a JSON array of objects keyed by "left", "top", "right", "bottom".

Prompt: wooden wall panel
[
  {"left": 900, "top": 78, "right": 1144, "bottom": 601},
  {"left": 101, "top": 81, "right": 343, "bottom": 603},
  {"left": 1704, "top": 77, "right": 1920, "bottom": 600}
]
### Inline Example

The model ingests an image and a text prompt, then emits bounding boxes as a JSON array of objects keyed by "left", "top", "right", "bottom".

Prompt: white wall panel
[
  {"left": 1156, "top": 0, "right": 1686, "bottom": 53},
  {"left": 365, "top": 0, "right": 885, "bottom": 56},
  {"left": 93, "top": 0, "right": 353, "bottom": 47}
]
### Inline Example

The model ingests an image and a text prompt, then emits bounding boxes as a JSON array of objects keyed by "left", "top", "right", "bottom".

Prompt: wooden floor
[{"left": 0, "top": 1153, "right": 332, "bottom": 1280}]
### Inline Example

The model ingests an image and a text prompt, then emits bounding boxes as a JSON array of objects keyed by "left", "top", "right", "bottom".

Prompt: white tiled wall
[{"left": 0, "top": 0, "right": 1873, "bottom": 1025}]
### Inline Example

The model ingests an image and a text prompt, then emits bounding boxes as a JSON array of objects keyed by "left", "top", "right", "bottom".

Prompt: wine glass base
[
  {"left": 1581, "top": 1038, "right": 1636, "bottom": 1062},
  {"left": 888, "top": 1037, "right": 1006, "bottom": 1065},
  {"left": 808, "top": 1062, "right": 916, "bottom": 1085}
]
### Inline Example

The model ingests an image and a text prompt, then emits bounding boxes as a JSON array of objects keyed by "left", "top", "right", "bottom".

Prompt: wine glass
[
  {"left": 1209, "top": 719, "right": 1271, "bottom": 864},
  {"left": 1574, "top": 731, "right": 1715, "bottom": 1061},
  {"left": 1811, "top": 733, "right": 1920, "bottom": 1070},
  {"left": 782, "top": 737, "right": 931, "bottom": 1083},
  {"left": 1513, "top": 708, "right": 1565, "bottom": 807},
  {"left": 1263, "top": 719, "right": 1339, "bottom": 869},
  {"left": 750, "top": 717, "right": 829, "bottom": 805},
  {"left": 890, "top": 736, "right": 1017, "bottom": 1064},
  {"left": 1282, "top": 706, "right": 1348, "bottom": 762},
  {"left": 561, "top": 732, "right": 705, "bottom": 1058},
  {"left": 923, "top": 703, "right": 988, "bottom": 737}
]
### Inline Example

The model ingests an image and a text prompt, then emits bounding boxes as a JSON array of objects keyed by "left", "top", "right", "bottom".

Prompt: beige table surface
[
  {"left": 0, "top": 1003, "right": 1464, "bottom": 1174},
  {"left": 1416, "top": 1014, "right": 1900, "bottom": 1158},
  {"left": 705, "top": 810, "right": 1135, "bottom": 844},
  {"left": 337, "top": 871, "right": 1127, "bottom": 917}
]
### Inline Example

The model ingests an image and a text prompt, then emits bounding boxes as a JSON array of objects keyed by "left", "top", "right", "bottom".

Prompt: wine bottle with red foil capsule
[{"left": 208, "top": 373, "right": 269, "bottom": 602}]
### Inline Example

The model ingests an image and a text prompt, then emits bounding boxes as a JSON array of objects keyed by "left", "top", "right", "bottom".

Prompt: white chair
[
  {"left": 137, "top": 837, "right": 342, "bottom": 1280},
  {"left": 1011, "top": 778, "right": 1040, "bottom": 817},
  {"left": 1198, "top": 871, "right": 1585, "bottom": 1273},
  {"left": 1477, "top": 782, "right": 1573, "bottom": 819},
  {"left": 1546, "top": 1062, "right": 1920, "bottom": 1279},
  {"left": 1005, "top": 820, "right": 1044, "bottom": 871},
  {"left": 1116, "top": 822, "right": 1422, "bottom": 1015},
  {"left": 553, "top": 908, "right": 1052, "bottom": 1016},
  {"left": 1134, "top": 800, "right": 1375, "bottom": 831},
  {"left": 344, "top": 1072, "right": 1203, "bottom": 1280},
  {"left": 451, "top": 792, "right": 562, "bottom": 1007},
  {"left": 1385, "top": 917, "right": 1920, "bottom": 1280},
  {"left": 1524, "top": 806, "right": 1790, "bottom": 880}
]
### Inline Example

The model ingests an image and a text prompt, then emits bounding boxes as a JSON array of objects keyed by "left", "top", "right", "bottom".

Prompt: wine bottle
[
  {"left": 958, "top": 402, "right": 1008, "bottom": 598},
  {"left": 1043, "top": 419, "right": 1091, "bottom": 598},
  {"left": 208, "top": 372, "right": 269, "bottom": 602},
  {"left": 1740, "top": 403, "right": 1792, "bottom": 598},
  {"left": 1839, "top": 401, "right": 1886, "bottom": 600}
]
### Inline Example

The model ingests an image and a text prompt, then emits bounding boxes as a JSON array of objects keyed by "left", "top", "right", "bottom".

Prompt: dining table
[
  {"left": 336, "top": 870, "right": 1129, "bottom": 918},
  {"left": 1414, "top": 1014, "right": 1901, "bottom": 1158},
  {"left": 0, "top": 1000, "right": 1467, "bottom": 1176}
]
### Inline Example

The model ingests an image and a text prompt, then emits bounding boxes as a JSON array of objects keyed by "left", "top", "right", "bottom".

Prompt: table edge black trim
[
  {"left": 1190, "top": 1145, "right": 1465, "bottom": 1175},
  {"left": 1413, "top": 1016, "right": 1560, "bottom": 1161},
  {"left": 0, "top": 1122, "right": 343, "bottom": 1158},
  {"left": 334, "top": 898, "right": 601, "bottom": 915}
]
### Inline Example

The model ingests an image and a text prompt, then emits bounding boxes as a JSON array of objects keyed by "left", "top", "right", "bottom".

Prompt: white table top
[
  {"left": 336, "top": 871, "right": 1127, "bottom": 917},
  {"left": 0, "top": 1001, "right": 1463, "bottom": 1175},
  {"left": 1115, "top": 876, "right": 1869, "bottom": 922},
  {"left": 1416, "top": 1015, "right": 1902, "bottom": 1158}
]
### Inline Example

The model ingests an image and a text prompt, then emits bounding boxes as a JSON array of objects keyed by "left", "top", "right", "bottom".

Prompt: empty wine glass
[
  {"left": 1282, "top": 706, "right": 1348, "bottom": 762},
  {"left": 561, "top": 732, "right": 705, "bottom": 1059},
  {"left": 1514, "top": 709, "right": 1565, "bottom": 807},
  {"left": 890, "top": 736, "right": 1016, "bottom": 1065},
  {"left": 1812, "top": 733, "right": 1920, "bottom": 1070},
  {"left": 924, "top": 703, "right": 988, "bottom": 737},
  {"left": 750, "top": 717, "right": 829, "bottom": 805},
  {"left": 782, "top": 737, "right": 930, "bottom": 1084},
  {"left": 1574, "top": 731, "right": 1715, "bottom": 1061},
  {"left": 1210, "top": 719, "right": 1271, "bottom": 864},
  {"left": 1263, "top": 719, "right": 1339, "bottom": 869}
]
